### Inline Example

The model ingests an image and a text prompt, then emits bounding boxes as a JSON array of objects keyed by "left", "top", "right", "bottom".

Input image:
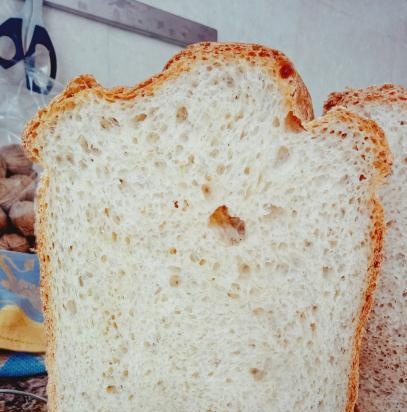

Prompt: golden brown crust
[
  {"left": 323, "top": 84, "right": 407, "bottom": 114},
  {"left": 345, "top": 198, "right": 385, "bottom": 412},
  {"left": 22, "top": 42, "right": 314, "bottom": 162},
  {"left": 306, "top": 107, "right": 392, "bottom": 182},
  {"left": 35, "top": 173, "right": 57, "bottom": 412}
]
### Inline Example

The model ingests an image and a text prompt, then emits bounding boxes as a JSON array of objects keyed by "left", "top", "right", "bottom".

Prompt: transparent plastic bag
[
  {"left": 0, "top": 19, "right": 61, "bottom": 358},
  {"left": 0, "top": 63, "right": 62, "bottom": 145},
  {"left": 0, "top": 52, "right": 62, "bottom": 254},
  {"left": 0, "top": 23, "right": 62, "bottom": 258},
  {"left": 0, "top": 0, "right": 62, "bottom": 143}
]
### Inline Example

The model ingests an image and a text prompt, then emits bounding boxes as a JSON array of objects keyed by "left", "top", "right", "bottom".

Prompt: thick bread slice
[
  {"left": 23, "top": 43, "right": 390, "bottom": 412},
  {"left": 324, "top": 84, "right": 407, "bottom": 412}
]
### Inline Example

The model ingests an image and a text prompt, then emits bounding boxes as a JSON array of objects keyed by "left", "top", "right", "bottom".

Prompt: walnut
[
  {"left": 9, "top": 201, "right": 35, "bottom": 236},
  {"left": 0, "top": 155, "right": 6, "bottom": 178},
  {"left": 0, "top": 144, "right": 33, "bottom": 175},
  {"left": 0, "top": 174, "right": 33, "bottom": 211},
  {"left": 0, "top": 233, "right": 30, "bottom": 252},
  {"left": 20, "top": 178, "right": 38, "bottom": 201},
  {"left": 0, "top": 207, "right": 7, "bottom": 233}
]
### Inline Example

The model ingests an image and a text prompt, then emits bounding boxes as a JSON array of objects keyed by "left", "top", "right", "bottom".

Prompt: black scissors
[{"left": 0, "top": 0, "right": 57, "bottom": 94}]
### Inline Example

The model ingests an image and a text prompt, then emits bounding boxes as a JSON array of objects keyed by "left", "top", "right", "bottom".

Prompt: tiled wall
[{"left": 1, "top": 0, "right": 406, "bottom": 112}]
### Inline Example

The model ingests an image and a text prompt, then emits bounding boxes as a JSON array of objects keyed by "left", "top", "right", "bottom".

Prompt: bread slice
[
  {"left": 23, "top": 43, "right": 391, "bottom": 412},
  {"left": 324, "top": 84, "right": 407, "bottom": 412}
]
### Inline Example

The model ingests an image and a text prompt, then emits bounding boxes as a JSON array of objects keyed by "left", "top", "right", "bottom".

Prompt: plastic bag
[
  {"left": 0, "top": 0, "right": 62, "bottom": 141},
  {"left": 0, "top": 64, "right": 62, "bottom": 145},
  {"left": 0, "top": 28, "right": 62, "bottom": 362}
]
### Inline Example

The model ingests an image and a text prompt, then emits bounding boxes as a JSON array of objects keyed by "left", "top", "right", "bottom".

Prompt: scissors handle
[
  {"left": 25, "top": 24, "right": 57, "bottom": 94},
  {"left": 0, "top": 18, "right": 25, "bottom": 69}
]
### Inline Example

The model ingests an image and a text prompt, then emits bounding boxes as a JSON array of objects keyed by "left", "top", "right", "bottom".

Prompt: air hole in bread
[
  {"left": 176, "top": 106, "right": 188, "bottom": 122},
  {"left": 263, "top": 203, "right": 284, "bottom": 220},
  {"left": 209, "top": 149, "right": 219, "bottom": 158},
  {"left": 169, "top": 275, "right": 181, "bottom": 288},
  {"left": 216, "top": 164, "right": 225, "bottom": 175},
  {"left": 105, "top": 385, "right": 117, "bottom": 394},
  {"left": 212, "top": 262, "right": 220, "bottom": 272},
  {"left": 66, "top": 300, "right": 77, "bottom": 315},
  {"left": 209, "top": 205, "right": 246, "bottom": 245},
  {"left": 154, "top": 160, "right": 166, "bottom": 169},
  {"left": 133, "top": 113, "right": 147, "bottom": 124},
  {"left": 79, "top": 135, "right": 90, "bottom": 153},
  {"left": 239, "top": 263, "right": 251, "bottom": 275},
  {"left": 275, "top": 146, "right": 290, "bottom": 166},
  {"left": 147, "top": 132, "right": 159, "bottom": 144},
  {"left": 100, "top": 116, "right": 119, "bottom": 129},
  {"left": 66, "top": 153, "right": 74, "bottom": 164}
]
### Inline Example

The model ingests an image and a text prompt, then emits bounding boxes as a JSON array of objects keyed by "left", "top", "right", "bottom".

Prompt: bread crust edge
[
  {"left": 35, "top": 173, "right": 57, "bottom": 412},
  {"left": 345, "top": 197, "right": 385, "bottom": 412}
]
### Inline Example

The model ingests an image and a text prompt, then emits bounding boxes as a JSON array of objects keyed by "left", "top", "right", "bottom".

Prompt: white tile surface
[{"left": 1, "top": 0, "right": 406, "bottom": 112}]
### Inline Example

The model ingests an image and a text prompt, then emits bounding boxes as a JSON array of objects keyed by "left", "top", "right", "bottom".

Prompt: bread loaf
[{"left": 23, "top": 43, "right": 391, "bottom": 412}]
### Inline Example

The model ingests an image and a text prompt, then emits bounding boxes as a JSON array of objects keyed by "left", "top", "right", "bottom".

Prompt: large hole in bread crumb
[{"left": 209, "top": 205, "right": 246, "bottom": 245}]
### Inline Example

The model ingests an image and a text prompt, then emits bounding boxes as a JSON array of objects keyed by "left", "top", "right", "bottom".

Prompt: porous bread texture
[
  {"left": 23, "top": 43, "right": 390, "bottom": 412},
  {"left": 325, "top": 84, "right": 407, "bottom": 412}
]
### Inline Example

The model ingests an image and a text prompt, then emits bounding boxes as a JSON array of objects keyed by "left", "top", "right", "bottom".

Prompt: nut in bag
[{"left": 0, "top": 53, "right": 62, "bottom": 252}]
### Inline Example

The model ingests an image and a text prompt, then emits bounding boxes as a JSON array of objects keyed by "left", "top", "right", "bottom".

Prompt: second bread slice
[{"left": 325, "top": 84, "right": 406, "bottom": 412}]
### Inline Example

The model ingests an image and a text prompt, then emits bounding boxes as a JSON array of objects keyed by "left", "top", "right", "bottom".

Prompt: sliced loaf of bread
[
  {"left": 24, "top": 43, "right": 391, "bottom": 412},
  {"left": 325, "top": 84, "right": 407, "bottom": 412}
]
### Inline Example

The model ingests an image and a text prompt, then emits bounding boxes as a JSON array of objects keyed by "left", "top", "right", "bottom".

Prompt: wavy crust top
[
  {"left": 23, "top": 42, "right": 314, "bottom": 162},
  {"left": 324, "top": 84, "right": 407, "bottom": 113},
  {"left": 308, "top": 107, "right": 392, "bottom": 182}
]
